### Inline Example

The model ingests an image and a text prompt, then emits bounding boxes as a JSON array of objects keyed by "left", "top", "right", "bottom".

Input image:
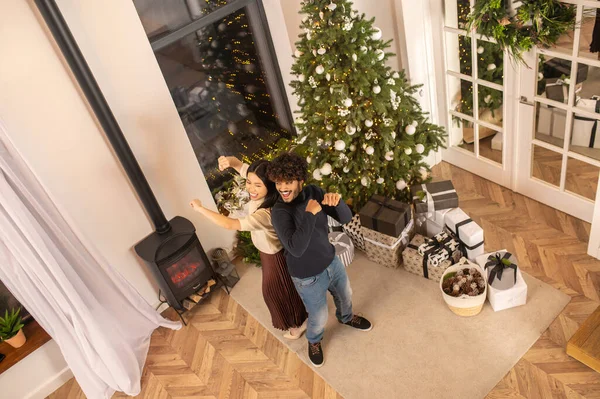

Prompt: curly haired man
[{"left": 267, "top": 152, "right": 372, "bottom": 368}]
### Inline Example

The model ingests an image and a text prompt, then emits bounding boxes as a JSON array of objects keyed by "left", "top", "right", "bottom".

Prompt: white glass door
[
  {"left": 515, "top": 3, "right": 600, "bottom": 223},
  {"left": 440, "top": 0, "right": 515, "bottom": 187}
]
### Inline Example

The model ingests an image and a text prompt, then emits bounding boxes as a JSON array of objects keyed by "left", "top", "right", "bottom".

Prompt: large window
[{"left": 133, "top": 0, "right": 293, "bottom": 190}]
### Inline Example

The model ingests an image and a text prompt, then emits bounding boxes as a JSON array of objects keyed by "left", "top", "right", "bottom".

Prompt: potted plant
[{"left": 0, "top": 307, "right": 26, "bottom": 348}]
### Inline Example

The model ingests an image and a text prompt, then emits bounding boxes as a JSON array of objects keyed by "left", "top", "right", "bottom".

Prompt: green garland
[{"left": 466, "top": 0, "right": 576, "bottom": 65}]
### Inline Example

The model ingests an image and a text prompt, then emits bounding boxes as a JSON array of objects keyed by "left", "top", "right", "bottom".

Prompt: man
[{"left": 267, "top": 152, "right": 372, "bottom": 367}]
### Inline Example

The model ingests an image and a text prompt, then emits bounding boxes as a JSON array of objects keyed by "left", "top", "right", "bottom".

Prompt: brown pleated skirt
[{"left": 259, "top": 250, "right": 308, "bottom": 331}]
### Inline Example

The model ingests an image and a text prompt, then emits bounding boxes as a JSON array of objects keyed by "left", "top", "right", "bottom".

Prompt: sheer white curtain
[{"left": 0, "top": 120, "right": 181, "bottom": 399}]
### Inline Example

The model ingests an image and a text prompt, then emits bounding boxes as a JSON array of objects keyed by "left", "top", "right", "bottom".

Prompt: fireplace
[
  {"left": 134, "top": 217, "right": 215, "bottom": 310},
  {"left": 35, "top": 0, "right": 219, "bottom": 312}
]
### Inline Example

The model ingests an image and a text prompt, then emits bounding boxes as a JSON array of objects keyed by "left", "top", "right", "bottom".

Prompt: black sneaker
[
  {"left": 308, "top": 341, "right": 324, "bottom": 368},
  {"left": 341, "top": 315, "right": 372, "bottom": 331}
]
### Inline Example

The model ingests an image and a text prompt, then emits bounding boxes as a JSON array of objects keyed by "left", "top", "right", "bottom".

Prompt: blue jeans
[{"left": 291, "top": 256, "right": 353, "bottom": 344}]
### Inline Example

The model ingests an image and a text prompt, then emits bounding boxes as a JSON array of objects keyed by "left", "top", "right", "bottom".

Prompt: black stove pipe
[{"left": 34, "top": 0, "right": 171, "bottom": 234}]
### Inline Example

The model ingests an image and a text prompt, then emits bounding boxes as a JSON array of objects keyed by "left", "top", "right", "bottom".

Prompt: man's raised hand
[
  {"left": 305, "top": 199, "right": 322, "bottom": 215},
  {"left": 322, "top": 193, "right": 341, "bottom": 207}
]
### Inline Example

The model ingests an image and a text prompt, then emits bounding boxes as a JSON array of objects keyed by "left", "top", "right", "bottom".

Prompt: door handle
[{"left": 520, "top": 96, "right": 534, "bottom": 106}]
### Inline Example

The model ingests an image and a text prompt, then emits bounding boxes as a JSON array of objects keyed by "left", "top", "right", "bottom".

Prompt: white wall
[
  {"left": 0, "top": 0, "right": 239, "bottom": 396},
  {"left": 279, "top": 0, "right": 403, "bottom": 71}
]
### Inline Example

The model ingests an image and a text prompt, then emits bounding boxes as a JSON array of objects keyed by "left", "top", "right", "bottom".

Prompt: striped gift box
[{"left": 328, "top": 232, "right": 355, "bottom": 267}]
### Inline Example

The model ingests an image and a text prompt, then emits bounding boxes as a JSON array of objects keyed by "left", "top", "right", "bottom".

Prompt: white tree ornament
[
  {"left": 320, "top": 163, "right": 332, "bottom": 175},
  {"left": 405, "top": 125, "right": 416, "bottom": 135},
  {"left": 415, "top": 144, "right": 425, "bottom": 154},
  {"left": 396, "top": 179, "right": 407, "bottom": 190},
  {"left": 313, "top": 169, "right": 323, "bottom": 180},
  {"left": 372, "top": 27, "right": 382, "bottom": 40},
  {"left": 316, "top": 65, "right": 325, "bottom": 74},
  {"left": 334, "top": 140, "right": 346, "bottom": 151}
]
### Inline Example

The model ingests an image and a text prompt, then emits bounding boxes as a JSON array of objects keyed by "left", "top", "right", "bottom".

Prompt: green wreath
[{"left": 466, "top": 0, "right": 576, "bottom": 65}]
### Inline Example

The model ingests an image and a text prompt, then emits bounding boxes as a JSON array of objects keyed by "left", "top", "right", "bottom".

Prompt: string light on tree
[{"left": 289, "top": 0, "right": 445, "bottom": 208}]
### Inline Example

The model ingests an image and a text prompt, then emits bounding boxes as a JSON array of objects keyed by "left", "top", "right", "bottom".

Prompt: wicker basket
[{"left": 439, "top": 259, "right": 487, "bottom": 317}]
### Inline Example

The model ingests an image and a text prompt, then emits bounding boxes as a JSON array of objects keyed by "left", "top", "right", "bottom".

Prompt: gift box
[
  {"left": 359, "top": 195, "right": 411, "bottom": 238},
  {"left": 328, "top": 231, "right": 354, "bottom": 268},
  {"left": 327, "top": 215, "right": 343, "bottom": 232},
  {"left": 491, "top": 132, "right": 503, "bottom": 151},
  {"left": 342, "top": 214, "right": 366, "bottom": 252},
  {"left": 415, "top": 208, "right": 451, "bottom": 237},
  {"left": 475, "top": 250, "right": 528, "bottom": 312},
  {"left": 444, "top": 208, "right": 485, "bottom": 260},
  {"left": 571, "top": 99, "right": 600, "bottom": 148},
  {"left": 545, "top": 78, "right": 568, "bottom": 104},
  {"left": 543, "top": 59, "right": 588, "bottom": 84},
  {"left": 551, "top": 108, "right": 567, "bottom": 139},
  {"left": 362, "top": 220, "right": 414, "bottom": 268},
  {"left": 571, "top": 115, "right": 599, "bottom": 148},
  {"left": 402, "top": 232, "right": 462, "bottom": 281},
  {"left": 537, "top": 106, "right": 553, "bottom": 136},
  {"left": 411, "top": 180, "right": 458, "bottom": 214}
]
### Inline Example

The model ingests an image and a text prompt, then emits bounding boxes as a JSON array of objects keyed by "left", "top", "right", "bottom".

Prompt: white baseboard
[{"left": 26, "top": 367, "right": 73, "bottom": 399}]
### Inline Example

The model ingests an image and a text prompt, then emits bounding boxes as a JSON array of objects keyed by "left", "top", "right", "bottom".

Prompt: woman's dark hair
[
  {"left": 267, "top": 152, "right": 308, "bottom": 183},
  {"left": 247, "top": 160, "right": 278, "bottom": 209}
]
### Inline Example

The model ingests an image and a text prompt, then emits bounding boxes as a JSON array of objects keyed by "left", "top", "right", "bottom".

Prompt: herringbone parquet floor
[{"left": 48, "top": 162, "right": 600, "bottom": 399}]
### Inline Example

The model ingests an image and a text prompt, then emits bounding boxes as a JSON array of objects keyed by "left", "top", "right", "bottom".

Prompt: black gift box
[
  {"left": 411, "top": 180, "right": 458, "bottom": 214},
  {"left": 359, "top": 195, "right": 411, "bottom": 238},
  {"left": 543, "top": 59, "right": 588, "bottom": 84}
]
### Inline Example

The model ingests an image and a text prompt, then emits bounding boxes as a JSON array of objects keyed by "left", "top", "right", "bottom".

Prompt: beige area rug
[{"left": 231, "top": 252, "right": 570, "bottom": 399}]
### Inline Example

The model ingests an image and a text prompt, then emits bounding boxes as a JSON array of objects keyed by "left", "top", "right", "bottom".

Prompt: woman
[{"left": 190, "top": 156, "right": 308, "bottom": 339}]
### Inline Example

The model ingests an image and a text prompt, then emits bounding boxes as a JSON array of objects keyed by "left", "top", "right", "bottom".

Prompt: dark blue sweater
[{"left": 271, "top": 185, "right": 353, "bottom": 278}]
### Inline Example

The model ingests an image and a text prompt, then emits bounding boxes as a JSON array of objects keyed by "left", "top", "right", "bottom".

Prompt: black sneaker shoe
[
  {"left": 308, "top": 341, "right": 324, "bottom": 368},
  {"left": 341, "top": 315, "right": 372, "bottom": 331}
]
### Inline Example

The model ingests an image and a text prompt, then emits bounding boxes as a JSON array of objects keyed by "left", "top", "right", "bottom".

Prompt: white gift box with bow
[{"left": 475, "top": 250, "right": 528, "bottom": 312}]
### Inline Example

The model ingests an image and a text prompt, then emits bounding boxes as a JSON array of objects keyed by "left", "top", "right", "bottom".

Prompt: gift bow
[
  {"left": 329, "top": 233, "right": 352, "bottom": 251},
  {"left": 484, "top": 252, "right": 517, "bottom": 286},
  {"left": 409, "top": 232, "right": 456, "bottom": 277}
]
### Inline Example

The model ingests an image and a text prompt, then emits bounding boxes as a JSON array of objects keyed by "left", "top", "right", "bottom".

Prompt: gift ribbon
[
  {"left": 413, "top": 184, "right": 457, "bottom": 218},
  {"left": 368, "top": 197, "right": 410, "bottom": 232},
  {"left": 445, "top": 218, "right": 484, "bottom": 256},
  {"left": 329, "top": 233, "right": 352, "bottom": 251},
  {"left": 408, "top": 233, "right": 454, "bottom": 279},
  {"left": 364, "top": 220, "right": 414, "bottom": 250},
  {"left": 484, "top": 252, "right": 518, "bottom": 286}
]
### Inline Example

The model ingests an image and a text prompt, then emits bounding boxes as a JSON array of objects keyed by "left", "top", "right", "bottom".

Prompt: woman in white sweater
[{"left": 190, "top": 156, "right": 307, "bottom": 339}]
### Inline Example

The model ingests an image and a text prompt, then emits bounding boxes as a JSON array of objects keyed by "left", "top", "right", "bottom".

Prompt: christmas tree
[{"left": 290, "top": 0, "right": 446, "bottom": 209}]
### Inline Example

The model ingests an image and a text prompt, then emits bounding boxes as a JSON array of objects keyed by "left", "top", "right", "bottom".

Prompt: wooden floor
[
  {"left": 48, "top": 162, "right": 600, "bottom": 399},
  {"left": 47, "top": 289, "right": 341, "bottom": 399}
]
